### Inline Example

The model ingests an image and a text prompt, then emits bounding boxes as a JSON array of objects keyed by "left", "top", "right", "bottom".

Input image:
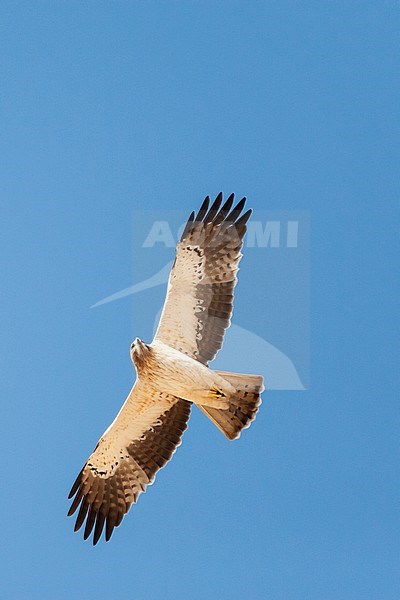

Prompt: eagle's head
[{"left": 130, "top": 338, "right": 150, "bottom": 368}]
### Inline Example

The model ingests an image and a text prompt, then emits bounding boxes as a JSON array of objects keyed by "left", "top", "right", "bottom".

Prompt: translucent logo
[{"left": 92, "top": 209, "right": 310, "bottom": 391}]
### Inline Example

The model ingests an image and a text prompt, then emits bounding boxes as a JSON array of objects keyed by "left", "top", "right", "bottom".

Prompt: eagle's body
[
  {"left": 68, "top": 193, "right": 264, "bottom": 544},
  {"left": 132, "top": 338, "right": 236, "bottom": 407}
]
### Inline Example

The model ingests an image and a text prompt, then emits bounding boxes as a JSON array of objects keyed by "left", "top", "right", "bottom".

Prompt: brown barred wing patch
[
  {"left": 68, "top": 391, "right": 191, "bottom": 545},
  {"left": 155, "top": 193, "right": 252, "bottom": 365}
]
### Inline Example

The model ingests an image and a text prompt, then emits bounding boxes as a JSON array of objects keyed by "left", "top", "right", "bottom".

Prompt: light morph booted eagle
[{"left": 68, "top": 193, "right": 264, "bottom": 544}]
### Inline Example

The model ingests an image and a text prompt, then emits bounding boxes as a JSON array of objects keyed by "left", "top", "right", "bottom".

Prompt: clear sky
[{"left": 0, "top": 2, "right": 398, "bottom": 599}]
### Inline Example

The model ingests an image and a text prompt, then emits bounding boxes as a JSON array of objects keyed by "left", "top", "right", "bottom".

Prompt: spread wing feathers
[
  {"left": 67, "top": 380, "right": 191, "bottom": 545},
  {"left": 155, "top": 193, "right": 251, "bottom": 365}
]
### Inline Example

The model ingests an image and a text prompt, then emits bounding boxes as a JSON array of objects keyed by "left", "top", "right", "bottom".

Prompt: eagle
[{"left": 68, "top": 193, "right": 264, "bottom": 544}]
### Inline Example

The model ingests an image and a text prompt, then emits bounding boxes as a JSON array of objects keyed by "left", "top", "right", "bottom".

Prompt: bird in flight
[{"left": 68, "top": 193, "right": 264, "bottom": 544}]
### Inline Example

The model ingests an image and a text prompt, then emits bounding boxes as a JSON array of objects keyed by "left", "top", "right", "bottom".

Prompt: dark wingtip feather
[
  {"left": 196, "top": 196, "right": 210, "bottom": 221},
  {"left": 180, "top": 211, "right": 196, "bottom": 241},
  {"left": 74, "top": 499, "right": 89, "bottom": 532},
  {"left": 105, "top": 520, "right": 115, "bottom": 542},
  {"left": 221, "top": 193, "right": 235, "bottom": 212},
  {"left": 68, "top": 470, "right": 83, "bottom": 499},
  {"left": 93, "top": 512, "right": 106, "bottom": 546},
  {"left": 204, "top": 193, "right": 223, "bottom": 223},
  {"left": 235, "top": 208, "right": 252, "bottom": 227},
  {"left": 83, "top": 506, "right": 97, "bottom": 540},
  {"left": 226, "top": 197, "right": 246, "bottom": 222},
  {"left": 115, "top": 513, "right": 124, "bottom": 528},
  {"left": 213, "top": 193, "right": 235, "bottom": 226},
  {"left": 67, "top": 484, "right": 83, "bottom": 517}
]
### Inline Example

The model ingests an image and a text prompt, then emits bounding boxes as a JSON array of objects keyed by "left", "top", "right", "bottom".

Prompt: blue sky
[{"left": 0, "top": 2, "right": 398, "bottom": 599}]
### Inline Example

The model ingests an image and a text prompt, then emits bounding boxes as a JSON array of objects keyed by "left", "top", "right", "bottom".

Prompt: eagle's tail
[{"left": 197, "top": 371, "right": 264, "bottom": 440}]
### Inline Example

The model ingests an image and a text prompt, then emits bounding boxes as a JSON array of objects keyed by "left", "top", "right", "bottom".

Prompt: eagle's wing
[
  {"left": 154, "top": 193, "right": 251, "bottom": 365},
  {"left": 68, "top": 380, "right": 191, "bottom": 545}
]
